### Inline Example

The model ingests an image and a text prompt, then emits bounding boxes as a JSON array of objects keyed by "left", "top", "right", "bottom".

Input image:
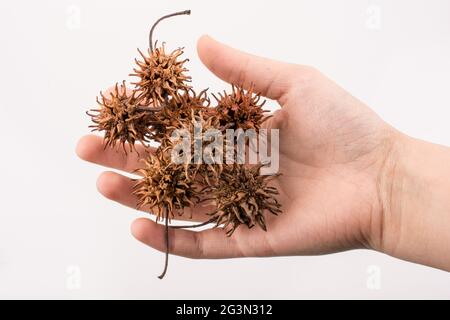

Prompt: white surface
[{"left": 0, "top": 0, "right": 449, "bottom": 299}]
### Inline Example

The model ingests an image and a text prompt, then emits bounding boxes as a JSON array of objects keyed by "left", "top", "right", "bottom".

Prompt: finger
[
  {"left": 76, "top": 135, "right": 155, "bottom": 175},
  {"left": 197, "top": 35, "right": 299, "bottom": 102},
  {"left": 131, "top": 217, "right": 244, "bottom": 259},
  {"left": 96, "top": 171, "right": 214, "bottom": 222}
]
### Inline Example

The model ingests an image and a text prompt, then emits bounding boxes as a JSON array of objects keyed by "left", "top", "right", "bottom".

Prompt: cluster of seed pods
[{"left": 87, "top": 10, "right": 281, "bottom": 278}]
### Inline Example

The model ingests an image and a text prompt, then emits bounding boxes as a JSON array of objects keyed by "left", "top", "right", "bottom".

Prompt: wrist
[{"left": 374, "top": 132, "right": 450, "bottom": 271}]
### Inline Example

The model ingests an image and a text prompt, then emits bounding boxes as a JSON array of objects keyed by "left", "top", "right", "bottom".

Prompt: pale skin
[{"left": 76, "top": 35, "right": 450, "bottom": 272}]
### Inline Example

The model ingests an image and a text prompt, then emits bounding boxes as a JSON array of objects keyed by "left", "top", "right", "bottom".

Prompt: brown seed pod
[
  {"left": 148, "top": 89, "right": 212, "bottom": 142},
  {"left": 131, "top": 45, "right": 192, "bottom": 106},
  {"left": 213, "top": 85, "right": 270, "bottom": 131},
  {"left": 87, "top": 81, "right": 152, "bottom": 153},
  {"left": 133, "top": 151, "right": 200, "bottom": 221},
  {"left": 208, "top": 164, "right": 282, "bottom": 236},
  {"left": 152, "top": 106, "right": 222, "bottom": 184}
]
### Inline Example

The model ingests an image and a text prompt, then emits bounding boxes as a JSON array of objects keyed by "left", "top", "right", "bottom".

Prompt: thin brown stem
[
  {"left": 158, "top": 207, "right": 170, "bottom": 279},
  {"left": 149, "top": 10, "right": 191, "bottom": 53},
  {"left": 170, "top": 217, "right": 218, "bottom": 229}
]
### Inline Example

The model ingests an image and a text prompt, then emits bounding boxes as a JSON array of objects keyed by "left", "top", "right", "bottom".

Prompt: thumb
[{"left": 197, "top": 35, "right": 298, "bottom": 102}]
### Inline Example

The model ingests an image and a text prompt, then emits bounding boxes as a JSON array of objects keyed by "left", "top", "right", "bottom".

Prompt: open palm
[{"left": 77, "top": 36, "right": 394, "bottom": 259}]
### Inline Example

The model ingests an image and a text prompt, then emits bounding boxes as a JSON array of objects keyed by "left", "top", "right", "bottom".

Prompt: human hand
[{"left": 77, "top": 35, "right": 450, "bottom": 271}]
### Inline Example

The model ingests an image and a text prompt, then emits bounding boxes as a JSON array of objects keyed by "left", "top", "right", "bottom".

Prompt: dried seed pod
[
  {"left": 213, "top": 85, "right": 270, "bottom": 131},
  {"left": 131, "top": 45, "right": 192, "bottom": 105},
  {"left": 147, "top": 88, "right": 213, "bottom": 141},
  {"left": 87, "top": 81, "right": 152, "bottom": 153},
  {"left": 155, "top": 107, "right": 223, "bottom": 185},
  {"left": 133, "top": 151, "right": 200, "bottom": 221},
  {"left": 208, "top": 164, "right": 282, "bottom": 236}
]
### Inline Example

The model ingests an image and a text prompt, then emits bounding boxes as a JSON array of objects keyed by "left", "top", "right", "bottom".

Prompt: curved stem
[
  {"left": 170, "top": 217, "right": 218, "bottom": 229},
  {"left": 149, "top": 10, "right": 191, "bottom": 53},
  {"left": 158, "top": 207, "right": 170, "bottom": 279}
]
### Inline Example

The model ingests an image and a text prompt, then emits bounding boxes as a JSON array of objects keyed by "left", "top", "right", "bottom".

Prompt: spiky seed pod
[
  {"left": 213, "top": 85, "right": 270, "bottom": 131},
  {"left": 133, "top": 151, "right": 200, "bottom": 221},
  {"left": 147, "top": 88, "right": 213, "bottom": 141},
  {"left": 162, "top": 108, "right": 223, "bottom": 182},
  {"left": 87, "top": 81, "right": 153, "bottom": 153},
  {"left": 131, "top": 45, "right": 192, "bottom": 106},
  {"left": 208, "top": 164, "right": 282, "bottom": 236}
]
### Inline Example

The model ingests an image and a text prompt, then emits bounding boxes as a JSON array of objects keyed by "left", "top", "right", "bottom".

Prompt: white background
[{"left": 0, "top": 0, "right": 449, "bottom": 299}]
